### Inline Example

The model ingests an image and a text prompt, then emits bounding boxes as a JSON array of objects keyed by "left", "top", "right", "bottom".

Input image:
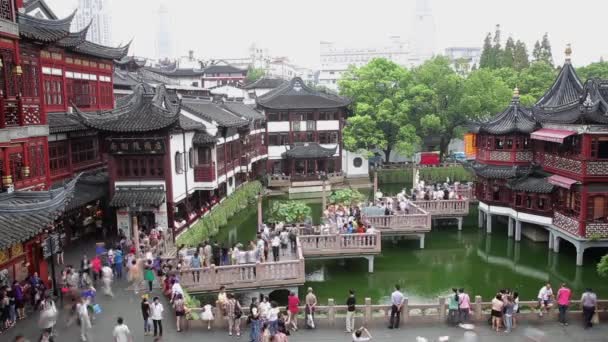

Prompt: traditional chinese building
[
  {"left": 259, "top": 77, "right": 368, "bottom": 192},
  {"left": 470, "top": 47, "right": 608, "bottom": 265},
  {"left": 72, "top": 83, "right": 267, "bottom": 238}
]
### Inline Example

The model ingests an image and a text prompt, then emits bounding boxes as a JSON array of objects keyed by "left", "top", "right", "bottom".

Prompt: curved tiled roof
[
  {"left": 56, "top": 20, "right": 91, "bottom": 47},
  {"left": 466, "top": 162, "right": 531, "bottom": 179},
  {"left": 110, "top": 186, "right": 165, "bottom": 208},
  {"left": 73, "top": 84, "right": 180, "bottom": 132},
  {"left": 0, "top": 176, "right": 78, "bottom": 249},
  {"left": 536, "top": 61, "right": 583, "bottom": 109},
  {"left": 507, "top": 176, "right": 554, "bottom": 194},
  {"left": 73, "top": 40, "right": 131, "bottom": 60},
  {"left": 181, "top": 98, "right": 248, "bottom": 128},
  {"left": 204, "top": 64, "right": 245, "bottom": 74},
  {"left": 283, "top": 143, "right": 337, "bottom": 159},
  {"left": 243, "top": 77, "right": 287, "bottom": 90},
  {"left": 257, "top": 77, "right": 351, "bottom": 109},
  {"left": 471, "top": 91, "right": 537, "bottom": 135},
  {"left": 222, "top": 102, "right": 265, "bottom": 121},
  {"left": 18, "top": 10, "right": 75, "bottom": 42},
  {"left": 193, "top": 131, "right": 217, "bottom": 145},
  {"left": 48, "top": 112, "right": 88, "bottom": 134}
]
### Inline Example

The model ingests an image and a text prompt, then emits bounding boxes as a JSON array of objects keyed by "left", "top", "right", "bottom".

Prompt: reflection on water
[{"left": 211, "top": 184, "right": 608, "bottom": 304}]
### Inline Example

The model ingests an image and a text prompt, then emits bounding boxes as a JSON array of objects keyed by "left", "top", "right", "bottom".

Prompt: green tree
[
  {"left": 266, "top": 201, "right": 312, "bottom": 224},
  {"left": 577, "top": 61, "right": 608, "bottom": 80},
  {"left": 517, "top": 61, "right": 557, "bottom": 106},
  {"left": 532, "top": 40, "right": 542, "bottom": 62},
  {"left": 339, "top": 58, "right": 413, "bottom": 162},
  {"left": 409, "top": 57, "right": 464, "bottom": 160},
  {"left": 501, "top": 37, "right": 515, "bottom": 68},
  {"left": 513, "top": 40, "right": 530, "bottom": 71},
  {"left": 246, "top": 67, "right": 265, "bottom": 83},
  {"left": 479, "top": 33, "right": 494, "bottom": 69},
  {"left": 598, "top": 254, "right": 608, "bottom": 278},
  {"left": 458, "top": 68, "right": 512, "bottom": 121},
  {"left": 328, "top": 188, "right": 365, "bottom": 206},
  {"left": 540, "top": 33, "right": 553, "bottom": 66}
]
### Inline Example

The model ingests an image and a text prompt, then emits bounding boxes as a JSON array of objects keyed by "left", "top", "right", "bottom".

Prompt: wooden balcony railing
[
  {"left": 410, "top": 199, "right": 470, "bottom": 217},
  {"left": 477, "top": 148, "right": 533, "bottom": 164},
  {"left": 176, "top": 239, "right": 306, "bottom": 292},
  {"left": 193, "top": 163, "right": 215, "bottom": 182},
  {"left": 534, "top": 151, "right": 608, "bottom": 180},
  {"left": 298, "top": 232, "right": 381, "bottom": 257},
  {"left": 553, "top": 209, "right": 608, "bottom": 239}
]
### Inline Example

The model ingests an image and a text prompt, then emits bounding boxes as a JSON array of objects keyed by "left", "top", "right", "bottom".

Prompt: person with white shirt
[
  {"left": 279, "top": 229, "right": 289, "bottom": 256},
  {"left": 267, "top": 301, "right": 280, "bottom": 334},
  {"left": 150, "top": 296, "right": 164, "bottom": 337},
  {"left": 113, "top": 317, "right": 132, "bottom": 342},
  {"left": 77, "top": 297, "right": 92, "bottom": 341},
  {"left": 171, "top": 280, "right": 184, "bottom": 301},
  {"left": 388, "top": 284, "right": 405, "bottom": 329},
  {"left": 271, "top": 235, "right": 281, "bottom": 262},
  {"left": 352, "top": 327, "right": 372, "bottom": 341},
  {"left": 537, "top": 283, "right": 554, "bottom": 317},
  {"left": 258, "top": 296, "right": 271, "bottom": 320}
]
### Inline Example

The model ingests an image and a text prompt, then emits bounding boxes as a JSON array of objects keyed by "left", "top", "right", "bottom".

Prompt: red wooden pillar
[
  {"left": 579, "top": 187, "right": 588, "bottom": 238},
  {"left": 2, "top": 147, "right": 11, "bottom": 188}
]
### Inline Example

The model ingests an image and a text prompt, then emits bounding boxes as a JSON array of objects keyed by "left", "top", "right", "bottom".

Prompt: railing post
[
  {"left": 209, "top": 264, "right": 216, "bottom": 287},
  {"left": 364, "top": 297, "right": 371, "bottom": 325},
  {"left": 402, "top": 297, "right": 409, "bottom": 323},
  {"left": 438, "top": 297, "right": 446, "bottom": 322},
  {"left": 328, "top": 298, "right": 335, "bottom": 327},
  {"left": 474, "top": 295, "right": 482, "bottom": 321}
]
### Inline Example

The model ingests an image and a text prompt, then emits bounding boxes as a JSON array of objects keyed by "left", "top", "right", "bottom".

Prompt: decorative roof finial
[
  {"left": 565, "top": 43, "right": 572, "bottom": 62},
  {"left": 513, "top": 87, "right": 520, "bottom": 99}
]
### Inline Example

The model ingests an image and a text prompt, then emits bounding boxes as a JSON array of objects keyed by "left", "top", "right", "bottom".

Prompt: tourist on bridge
[
  {"left": 458, "top": 288, "right": 470, "bottom": 323},
  {"left": 190, "top": 252, "right": 202, "bottom": 283},
  {"left": 201, "top": 302, "right": 214, "bottom": 330},
  {"left": 226, "top": 293, "right": 242, "bottom": 337},
  {"left": 287, "top": 291, "right": 300, "bottom": 331},
  {"left": 388, "top": 285, "right": 404, "bottom": 329},
  {"left": 217, "top": 286, "right": 228, "bottom": 317},
  {"left": 280, "top": 229, "right": 289, "bottom": 257},
  {"left": 556, "top": 283, "right": 572, "bottom": 326},
  {"left": 345, "top": 289, "right": 356, "bottom": 333},
  {"left": 537, "top": 283, "right": 554, "bottom": 317},
  {"left": 271, "top": 234, "right": 281, "bottom": 262},
  {"left": 305, "top": 287, "right": 317, "bottom": 329},
  {"left": 581, "top": 288, "right": 597, "bottom": 329}
]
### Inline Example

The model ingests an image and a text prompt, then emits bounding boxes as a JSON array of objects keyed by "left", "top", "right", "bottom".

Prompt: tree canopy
[
  {"left": 598, "top": 254, "right": 608, "bottom": 278},
  {"left": 328, "top": 188, "right": 366, "bottom": 206},
  {"left": 246, "top": 67, "right": 266, "bottom": 83},
  {"left": 339, "top": 58, "right": 415, "bottom": 161},
  {"left": 577, "top": 61, "right": 608, "bottom": 80},
  {"left": 266, "top": 201, "right": 311, "bottom": 224}
]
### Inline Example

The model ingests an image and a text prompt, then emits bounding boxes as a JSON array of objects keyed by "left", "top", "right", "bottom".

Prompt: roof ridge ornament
[
  {"left": 565, "top": 43, "right": 572, "bottom": 62},
  {"left": 512, "top": 87, "right": 520, "bottom": 104}
]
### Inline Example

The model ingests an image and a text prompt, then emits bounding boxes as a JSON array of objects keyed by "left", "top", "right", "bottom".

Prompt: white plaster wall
[
  {"left": 176, "top": 76, "right": 202, "bottom": 87},
  {"left": 115, "top": 180, "right": 165, "bottom": 187},
  {"left": 48, "top": 133, "right": 67, "bottom": 142},
  {"left": 180, "top": 109, "right": 218, "bottom": 137},
  {"left": 342, "top": 151, "right": 369, "bottom": 178},
  {"left": 269, "top": 145, "right": 288, "bottom": 159},
  {"left": 317, "top": 120, "right": 339, "bottom": 131},
  {"left": 267, "top": 121, "right": 290, "bottom": 132},
  {"left": 169, "top": 131, "right": 196, "bottom": 203},
  {"left": 210, "top": 85, "right": 247, "bottom": 99}
]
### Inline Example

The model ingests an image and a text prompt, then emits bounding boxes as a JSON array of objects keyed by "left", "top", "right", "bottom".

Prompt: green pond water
[{"left": 212, "top": 184, "right": 608, "bottom": 305}]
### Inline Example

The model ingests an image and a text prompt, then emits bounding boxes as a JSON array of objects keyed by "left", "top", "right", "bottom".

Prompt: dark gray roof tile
[
  {"left": 283, "top": 143, "right": 337, "bottom": 159},
  {"left": 258, "top": 77, "right": 350, "bottom": 109},
  {"left": 109, "top": 186, "right": 165, "bottom": 208},
  {"left": 181, "top": 98, "right": 248, "bottom": 128}
]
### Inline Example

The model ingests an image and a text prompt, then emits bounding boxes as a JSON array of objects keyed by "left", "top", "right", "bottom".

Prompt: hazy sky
[{"left": 51, "top": 0, "right": 606, "bottom": 68}]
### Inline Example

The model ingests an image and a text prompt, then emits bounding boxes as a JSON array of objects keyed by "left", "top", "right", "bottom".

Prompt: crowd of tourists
[{"left": 409, "top": 180, "right": 470, "bottom": 201}]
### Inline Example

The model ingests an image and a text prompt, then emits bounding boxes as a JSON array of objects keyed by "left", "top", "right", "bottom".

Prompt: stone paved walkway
[{"left": 3, "top": 235, "right": 607, "bottom": 341}]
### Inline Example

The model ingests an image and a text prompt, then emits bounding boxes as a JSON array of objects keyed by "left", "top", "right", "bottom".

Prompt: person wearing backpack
[{"left": 226, "top": 293, "right": 242, "bottom": 337}]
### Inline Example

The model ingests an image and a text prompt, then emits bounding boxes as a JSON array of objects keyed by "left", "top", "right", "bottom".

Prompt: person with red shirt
[
  {"left": 287, "top": 291, "right": 300, "bottom": 331},
  {"left": 91, "top": 255, "right": 102, "bottom": 284},
  {"left": 556, "top": 283, "right": 572, "bottom": 326}
]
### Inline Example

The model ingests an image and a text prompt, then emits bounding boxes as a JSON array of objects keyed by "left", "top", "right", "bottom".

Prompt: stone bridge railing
[
  {"left": 410, "top": 199, "right": 470, "bottom": 217},
  {"left": 183, "top": 297, "right": 608, "bottom": 329},
  {"left": 362, "top": 202, "right": 431, "bottom": 233},
  {"left": 298, "top": 232, "right": 381, "bottom": 257},
  {"left": 176, "top": 240, "right": 305, "bottom": 293}
]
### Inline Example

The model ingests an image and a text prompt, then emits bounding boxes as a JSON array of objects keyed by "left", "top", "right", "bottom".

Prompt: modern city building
[
  {"left": 444, "top": 47, "right": 481, "bottom": 71},
  {"left": 72, "top": 0, "right": 112, "bottom": 46},
  {"left": 469, "top": 48, "right": 608, "bottom": 266},
  {"left": 156, "top": 3, "right": 173, "bottom": 59}
]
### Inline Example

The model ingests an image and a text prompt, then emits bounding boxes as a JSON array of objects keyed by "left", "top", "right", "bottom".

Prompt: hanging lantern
[
  {"left": 14, "top": 65, "right": 23, "bottom": 76},
  {"left": 2, "top": 175, "right": 12, "bottom": 187},
  {"left": 22, "top": 166, "right": 30, "bottom": 178},
  {"left": 0, "top": 59, "right": 3, "bottom": 69}
]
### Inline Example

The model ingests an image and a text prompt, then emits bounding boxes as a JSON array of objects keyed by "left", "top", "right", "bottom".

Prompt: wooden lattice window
[
  {"left": 0, "top": 49, "right": 16, "bottom": 97},
  {"left": 43, "top": 76, "right": 63, "bottom": 107},
  {"left": 9, "top": 153, "right": 23, "bottom": 182},
  {"left": 21, "top": 60, "right": 39, "bottom": 98},
  {"left": 71, "top": 138, "right": 98, "bottom": 165},
  {"left": 0, "top": 0, "right": 14, "bottom": 21},
  {"left": 49, "top": 142, "right": 68, "bottom": 174}
]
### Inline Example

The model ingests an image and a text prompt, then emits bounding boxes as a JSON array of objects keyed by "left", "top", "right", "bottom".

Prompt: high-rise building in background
[
  {"left": 411, "top": 0, "right": 436, "bottom": 61},
  {"left": 73, "top": 0, "right": 112, "bottom": 46},
  {"left": 156, "top": 4, "right": 173, "bottom": 59}
]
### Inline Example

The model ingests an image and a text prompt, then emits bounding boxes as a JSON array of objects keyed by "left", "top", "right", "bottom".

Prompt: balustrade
[
  {"left": 411, "top": 199, "right": 470, "bottom": 216},
  {"left": 193, "top": 163, "right": 215, "bottom": 182},
  {"left": 298, "top": 233, "right": 381, "bottom": 256}
]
